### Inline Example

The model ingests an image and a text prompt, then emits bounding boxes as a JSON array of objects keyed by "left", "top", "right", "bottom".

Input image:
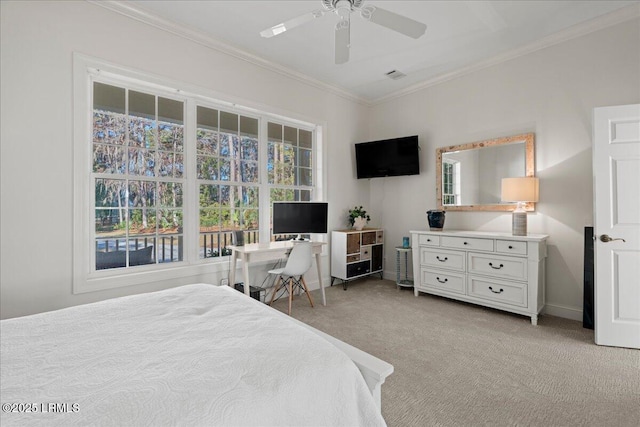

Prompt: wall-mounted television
[
  {"left": 355, "top": 135, "right": 420, "bottom": 179},
  {"left": 272, "top": 202, "right": 328, "bottom": 239}
]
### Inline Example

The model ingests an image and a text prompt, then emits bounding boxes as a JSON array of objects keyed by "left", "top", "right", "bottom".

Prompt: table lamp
[{"left": 501, "top": 177, "right": 539, "bottom": 236}]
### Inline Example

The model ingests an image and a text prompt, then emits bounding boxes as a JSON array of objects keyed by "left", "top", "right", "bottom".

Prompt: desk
[{"left": 228, "top": 241, "right": 327, "bottom": 306}]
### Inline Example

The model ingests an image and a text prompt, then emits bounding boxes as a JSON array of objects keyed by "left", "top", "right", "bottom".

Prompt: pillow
[
  {"left": 129, "top": 246, "right": 154, "bottom": 266},
  {"left": 96, "top": 246, "right": 154, "bottom": 270}
]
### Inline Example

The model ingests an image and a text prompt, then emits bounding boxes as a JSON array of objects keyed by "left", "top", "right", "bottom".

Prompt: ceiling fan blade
[
  {"left": 335, "top": 18, "right": 350, "bottom": 65},
  {"left": 360, "top": 5, "right": 427, "bottom": 39},
  {"left": 260, "top": 10, "right": 325, "bottom": 38}
]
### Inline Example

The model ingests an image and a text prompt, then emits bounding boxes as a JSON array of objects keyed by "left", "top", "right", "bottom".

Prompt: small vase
[
  {"left": 353, "top": 216, "right": 367, "bottom": 231},
  {"left": 427, "top": 210, "right": 445, "bottom": 231}
]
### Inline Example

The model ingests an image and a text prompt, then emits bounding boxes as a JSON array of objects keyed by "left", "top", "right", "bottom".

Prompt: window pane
[
  {"left": 299, "top": 168, "right": 312, "bottom": 186},
  {"left": 200, "top": 185, "right": 220, "bottom": 207},
  {"left": 197, "top": 129, "right": 218, "bottom": 155},
  {"left": 129, "top": 90, "right": 155, "bottom": 119},
  {"left": 158, "top": 209, "right": 183, "bottom": 234},
  {"left": 128, "top": 208, "right": 156, "bottom": 234},
  {"left": 128, "top": 148, "right": 155, "bottom": 176},
  {"left": 299, "top": 148, "right": 312, "bottom": 168},
  {"left": 155, "top": 235, "right": 182, "bottom": 263},
  {"left": 219, "top": 158, "right": 231, "bottom": 181},
  {"left": 158, "top": 122, "right": 184, "bottom": 152},
  {"left": 297, "top": 190, "right": 311, "bottom": 201},
  {"left": 95, "top": 179, "right": 126, "bottom": 208},
  {"left": 220, "top": 111, "right": 238, "bottom": 134},
  {"left": 158, "top": 182, "right": 183, "bottom": 207},
  {"left": 268, "top": 122, "right": 282, "bottom": 142},
  {"left": 241, "top": 135, "right": 258, "bottom": 161},
  {"left": 284, "top": 126, "right": 297, "bottom": 145},
  {"left": 242, "top": 186, "right": 259, "bottom": 207},
  {"left": 157, "top": 152, "right": 183, "bottom": 178},
  {"left": 240, "top": 161, "right": 258, "bottom": 183},
  {"left": 242, "top": 208, "right": 259, "bottom": 229},
  {"left": 129, "top": 117, "right": 156, "bottom": 149},
  {"left": 93, "top": 144, "right": 126, "bottom": 174},
  {"left": 240, "top": 116, "right": 258, "bottom": 138},
  {"left": 93, "top": 111, "right": 126, "bottom": 145},
  {"left": 198, "top": 156, "right": 219, "bottom": 180},
  {"left": 128, "top": 181, "right": 155, "bottom": 208},
  {"left": 197, "top": 106, "right": 218, "bottom": 129},
  {"left": 94, "top": 82, "right": 125, "bottom": 114},
  {"left": 299, "top": 129, "right": 312, "bottom": 149}
]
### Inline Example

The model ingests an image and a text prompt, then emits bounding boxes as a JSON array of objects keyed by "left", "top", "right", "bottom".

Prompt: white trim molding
[{"left": 89, "top": 1, "right": 640, "bottom": 107}]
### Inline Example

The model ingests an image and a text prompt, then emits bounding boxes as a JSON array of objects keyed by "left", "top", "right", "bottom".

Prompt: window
[
  {"left": 74, "top": 58, "right": 323, "bottom": 293},
  {"left": 92, "top": 83, "right": 185, "bottom": 270},
  {"left": 268, "top": 122, "right": 314, "bottom": 240},
  {"left": 197, "top": 107, "right": 259, "bottom": 258},
  {"left": 442, "top": 159, "right": 460, "bottom": 205}
]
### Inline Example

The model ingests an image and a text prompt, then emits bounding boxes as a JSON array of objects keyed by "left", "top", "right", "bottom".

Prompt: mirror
[{"left": 436, "top": 133, "right": 535, "bottom": 211}]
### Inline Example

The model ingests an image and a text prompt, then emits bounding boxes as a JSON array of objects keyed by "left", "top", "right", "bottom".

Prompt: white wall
[
  {"left": 0, "top": 1, "right": 370, "bottom": 318},
  {"left": 2, "top": 2, "right": 638, "bottom": 321},
  {"left": 368, "top": 19, "right": 640, "bottom": 320}
]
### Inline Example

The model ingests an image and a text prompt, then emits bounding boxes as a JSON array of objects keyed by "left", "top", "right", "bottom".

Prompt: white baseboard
[{"left": 543, "top": 303, "right": 583, "bottom": 321}]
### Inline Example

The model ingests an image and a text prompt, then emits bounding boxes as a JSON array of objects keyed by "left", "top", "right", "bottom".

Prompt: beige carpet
[{"left": 271, "top": 278, "right": 640, "bottom": 427}]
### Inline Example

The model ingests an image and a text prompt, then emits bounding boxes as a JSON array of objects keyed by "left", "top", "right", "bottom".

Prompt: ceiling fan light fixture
[{"left": 334, "top": 0, "right": 353, "bottom": 19}]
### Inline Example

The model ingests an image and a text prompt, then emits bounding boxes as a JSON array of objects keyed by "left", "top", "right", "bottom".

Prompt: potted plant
[{"left": 348, "top": 206, "right": 371, "bottom": 230}]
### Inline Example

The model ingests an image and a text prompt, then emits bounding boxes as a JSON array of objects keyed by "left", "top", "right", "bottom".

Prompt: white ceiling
[{"left": 120, "top": 1, "right": 638, "bottom": 103}]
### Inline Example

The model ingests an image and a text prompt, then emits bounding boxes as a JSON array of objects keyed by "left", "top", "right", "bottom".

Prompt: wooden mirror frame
[{"left": 436, "top": 133, "right": 535, "bottom": 211}]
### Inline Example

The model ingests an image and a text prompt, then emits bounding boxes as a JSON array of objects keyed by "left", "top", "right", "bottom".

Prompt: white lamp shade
[{"left": 501, "top": 177, "right": 539, "bottom": 202}]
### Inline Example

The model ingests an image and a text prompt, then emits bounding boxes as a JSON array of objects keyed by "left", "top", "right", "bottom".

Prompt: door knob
[{"left": 600, "top": 234, "right": 626, "bottom": 243}]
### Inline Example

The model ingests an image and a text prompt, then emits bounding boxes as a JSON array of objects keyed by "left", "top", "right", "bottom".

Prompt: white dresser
[{"left": 410, "top": 230, "right": 548, "bottom": 325}]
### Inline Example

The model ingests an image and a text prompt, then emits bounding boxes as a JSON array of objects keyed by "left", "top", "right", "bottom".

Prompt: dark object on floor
[
  {"left": 234, "top": 282, "right": 262, "bottom": 301},
  {"left": 583, "top": 226, "right": 594, "bottom": 330}
]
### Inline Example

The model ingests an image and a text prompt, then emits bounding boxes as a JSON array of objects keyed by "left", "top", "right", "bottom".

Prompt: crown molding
[
  {"left": 89, "top": 1, "right": 638, "bottom": 108},
  {"left": 371, "top": 3, "right": 640, "bottom": 105},
  {"left": 88, "top": 0, "right": 371, "bottom": 106}
]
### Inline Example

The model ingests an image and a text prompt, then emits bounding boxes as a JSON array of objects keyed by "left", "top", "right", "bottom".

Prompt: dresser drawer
[
  {"left": 421, "top": 269, "right": 465, "bottom": 294},
  {"left": 468, "top": 276, "right": 527, "bottom": 307},
  {"left": 419, "top": 248, "right": 465, "bottom": 272},
  {"left": 441, "top": 236, "right": 494, "bottom": 252},
  {"left": 346, "top": 254, "right": 360, "bottom": 263},
  {"left": 468, "top": 252, "right": 527, "bottom": 281},
  {"left": 346, "top": 260, "right": 371, "bottom": 278},
  {"left": 496, "top": 240, "right": 527, "bottom": 256},
  {"left": 418, "top": 234, "right": 440, "bottom": 246},
  {"left": 360, "top": 246, "right": 371, "bottom": 260}
]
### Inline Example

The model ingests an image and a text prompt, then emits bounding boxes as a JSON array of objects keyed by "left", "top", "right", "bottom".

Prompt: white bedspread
[{"left": 0, "top": 284, "right": 386, "bottom": 427}]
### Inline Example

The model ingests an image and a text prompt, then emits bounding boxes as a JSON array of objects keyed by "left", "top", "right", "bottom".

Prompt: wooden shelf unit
[{"left": 331, "top": 228, "right": 384, "bottom": 288}]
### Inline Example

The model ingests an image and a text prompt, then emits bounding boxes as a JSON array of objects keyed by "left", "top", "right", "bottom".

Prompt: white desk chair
[{"left": 268, "top": 242, "right": 314, "bottom": 315}]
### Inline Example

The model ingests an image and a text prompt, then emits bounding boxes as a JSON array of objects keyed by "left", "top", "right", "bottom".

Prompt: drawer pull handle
[
  {"left": 489, "top": 286, "right": 504, "bottom": 294},
  {"left": 508, "top": 245, "right": 513, "bottom": 249},
  {"left": 489, "top": 262, "right": 504, "bottom": 269},
  {"left": 463, "top": 241, "right": 468, "bottom": 245},
  {"left": 427, "top": 239, "right": 431, "bottom": 242},
  {"left": 436, "top": 256, "right": 448, "bottom": 262},
  {"left": 436, "top": 277, "right": 448, "bottom": 283}
]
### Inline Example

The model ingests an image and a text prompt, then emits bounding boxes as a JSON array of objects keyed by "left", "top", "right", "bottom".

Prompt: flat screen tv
[
  {"left": 355, "top": 135, "right": 420, "bottom": 179},
  {"left": 272, "top": 202, "right": 328, "bottom": 239}
]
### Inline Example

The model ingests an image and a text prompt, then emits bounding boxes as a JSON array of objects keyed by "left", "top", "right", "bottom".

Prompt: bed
[{"left": 0, "top": 284, "right": 392, "bottom": 426}]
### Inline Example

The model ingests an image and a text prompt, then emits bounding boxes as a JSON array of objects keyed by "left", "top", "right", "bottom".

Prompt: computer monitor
[{"left": 272, "top": 202, "right": 328, "bottom": 240}]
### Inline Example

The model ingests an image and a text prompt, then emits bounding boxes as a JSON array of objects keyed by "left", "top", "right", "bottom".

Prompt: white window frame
[{"left": 73, "top": 54, "right": 325, "bottom": 294}]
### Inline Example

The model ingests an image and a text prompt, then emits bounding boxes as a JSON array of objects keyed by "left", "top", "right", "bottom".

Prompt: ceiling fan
[{"left": 260, "top": 0, "right": 427, "bottom": 65}]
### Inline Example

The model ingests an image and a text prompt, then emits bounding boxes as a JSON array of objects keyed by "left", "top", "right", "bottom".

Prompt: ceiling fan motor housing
[{"left": 322, "top": 0, "right": 364, "bottom": 13}]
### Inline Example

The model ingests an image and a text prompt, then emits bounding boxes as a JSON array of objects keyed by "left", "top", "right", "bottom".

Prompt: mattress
[{"left": 0, "top": 284, "right": 386, "bottom": 426}]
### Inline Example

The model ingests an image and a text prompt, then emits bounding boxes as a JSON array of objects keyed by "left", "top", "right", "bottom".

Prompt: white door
[{"left": 593, "top": 104, "right": 640, "bottom": 349}]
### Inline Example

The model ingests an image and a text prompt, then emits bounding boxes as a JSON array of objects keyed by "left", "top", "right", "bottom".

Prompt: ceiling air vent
[{"left": 385, "top": 70, "right": 406, "bottom": 80}]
